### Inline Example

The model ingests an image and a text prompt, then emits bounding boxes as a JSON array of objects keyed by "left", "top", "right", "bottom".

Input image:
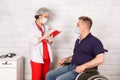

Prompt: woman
[{"left": 29, "top": 7, "right": 53, "bottom": 80}]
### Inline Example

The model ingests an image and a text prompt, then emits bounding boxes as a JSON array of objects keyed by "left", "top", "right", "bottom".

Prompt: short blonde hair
[{"left": 79, "top": 16, "right": 93, "bottom": 29}]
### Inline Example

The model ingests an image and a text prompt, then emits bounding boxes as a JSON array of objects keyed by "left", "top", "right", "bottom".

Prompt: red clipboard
[{"left": 50, "top": 30, "right": 61, "bottom": 38}]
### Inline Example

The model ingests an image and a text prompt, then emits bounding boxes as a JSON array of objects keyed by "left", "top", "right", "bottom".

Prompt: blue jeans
[{"left": 46, "top": 64, "right": 79, "bottom": 80}]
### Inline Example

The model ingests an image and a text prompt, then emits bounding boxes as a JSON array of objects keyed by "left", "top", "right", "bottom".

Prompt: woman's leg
[
  {"left": 42, "top": 59, "right": 50, "bottom": 80},
  {"left": 31, "top": 61, "right": 42, "bottom": 80}
]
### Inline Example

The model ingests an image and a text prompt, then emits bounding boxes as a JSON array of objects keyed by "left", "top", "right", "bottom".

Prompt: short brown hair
[{"left": 79, "top": 16, "right": 93, "bottom": 29}]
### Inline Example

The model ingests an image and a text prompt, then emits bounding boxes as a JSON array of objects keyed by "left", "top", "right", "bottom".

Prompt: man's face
[{"left": 77, "top": 20, "right": 84, "bottom": 31}]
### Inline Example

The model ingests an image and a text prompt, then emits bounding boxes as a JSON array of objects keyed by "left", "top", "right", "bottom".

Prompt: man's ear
[
  {"left": 82, "top": 23, "right": 88, "bottom": 29},
  {"left": 81, "top": 23, "right": 85, "bottom": 29}
]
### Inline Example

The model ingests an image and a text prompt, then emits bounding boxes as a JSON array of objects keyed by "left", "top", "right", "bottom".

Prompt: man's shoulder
[{"left": 90, "top": 34, "right": 102, "bottom": 43}]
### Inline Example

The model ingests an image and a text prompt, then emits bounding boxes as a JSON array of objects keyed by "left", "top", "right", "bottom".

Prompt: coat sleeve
[{"left": 28, "top": 24, "right": 40, "bottom": 46}]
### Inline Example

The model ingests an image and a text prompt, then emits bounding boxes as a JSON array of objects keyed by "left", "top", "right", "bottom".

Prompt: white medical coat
[{"left": 29, "top": 22, "right": 53, "bottom": 63}]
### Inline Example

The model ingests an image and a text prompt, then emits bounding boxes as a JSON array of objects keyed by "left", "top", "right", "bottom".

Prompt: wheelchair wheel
[
  {"left": 87, "top": 75, "right": 108, "bottom": 80},
  {"left": 75, "top": 69, "right": 99, "bottom": 80}
]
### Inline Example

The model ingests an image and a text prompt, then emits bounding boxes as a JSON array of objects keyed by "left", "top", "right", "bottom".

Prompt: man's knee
[
  {"left": 46, "top": 70, "right": 55, "bottom": 80},
  {"left": 56, "top": 76, "right": 63, "bottom": 80},
  {"left": 46, "top": 71, "right": 51, "bottom": 79}
]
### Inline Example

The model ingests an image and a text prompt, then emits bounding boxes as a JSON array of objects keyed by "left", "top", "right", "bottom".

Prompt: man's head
[{"left": 76, "top": 16, "right": 93, "bottom": 35}]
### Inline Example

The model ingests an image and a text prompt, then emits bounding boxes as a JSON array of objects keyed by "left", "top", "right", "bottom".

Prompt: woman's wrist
[{"left": 48, "top": 40, "right": 53, "bottom": 44}]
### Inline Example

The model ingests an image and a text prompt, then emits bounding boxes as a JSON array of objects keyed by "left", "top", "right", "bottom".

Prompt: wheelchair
[
  {"left": 65, "top": 49, "right": 108, "bottom": 80},
  {"left": 75, "top": 68, "right": 108, "bottom": 80}
]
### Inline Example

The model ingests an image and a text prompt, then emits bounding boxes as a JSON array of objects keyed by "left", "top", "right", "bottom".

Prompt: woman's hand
[
  {"left": 38, "top": 35, "right": 53, "bottom": 44},
  {"left": 45, "top": 35, "right": 53, "bottom": 44},
  {"left": 38, "top": 37, "right": 43, "bottom": 42}
]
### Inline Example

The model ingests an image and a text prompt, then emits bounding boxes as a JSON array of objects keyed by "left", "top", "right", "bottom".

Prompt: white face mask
[
  {"left": 40, "top": 17, "right": 48, "bottom": 24},
  {"left": 75, "top": 27, "right": 81, "bottom": 35}
]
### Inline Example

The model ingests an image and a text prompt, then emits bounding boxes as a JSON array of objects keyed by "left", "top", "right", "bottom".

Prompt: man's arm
[
  {"left": 74, "top": 53, "right": 104, "bottom": 73},
  {"left": 57, "top": 55, "right": 73, "bottom": 66}
]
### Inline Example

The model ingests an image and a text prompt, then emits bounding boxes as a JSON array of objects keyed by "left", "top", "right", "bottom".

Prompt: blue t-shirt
[{"left": 71, "top": 33, "right": 104, "bottom": 65}]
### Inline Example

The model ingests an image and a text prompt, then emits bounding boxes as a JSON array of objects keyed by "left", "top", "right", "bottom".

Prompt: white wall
[{"left": 0, "top": 0, "right": 120, "bottom": 80}]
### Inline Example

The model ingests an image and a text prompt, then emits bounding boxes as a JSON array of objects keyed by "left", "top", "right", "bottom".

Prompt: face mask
[
  {"left": 40, "top": 17, "right": 48, "bottom": 24},
  {"left": 75, "top": 27, "right": 81, "bottom": 35}
]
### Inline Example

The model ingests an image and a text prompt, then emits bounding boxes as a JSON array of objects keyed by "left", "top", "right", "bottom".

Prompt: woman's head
[{"left": 35, "top": 7, "right": 51, "bottom": 24}]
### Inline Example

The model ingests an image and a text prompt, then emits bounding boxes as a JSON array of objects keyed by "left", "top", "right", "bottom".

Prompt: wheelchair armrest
[
  {"left": 63, "top": 62, "right": 71, "bottom": 65},
  {"left": 104, "top": 49, "right": 108, "bottom": 52}
]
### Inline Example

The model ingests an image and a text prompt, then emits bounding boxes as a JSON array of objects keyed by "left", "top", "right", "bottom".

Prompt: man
[{"left": 46, "top": 16, "right": 105, "bottom": 80}]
